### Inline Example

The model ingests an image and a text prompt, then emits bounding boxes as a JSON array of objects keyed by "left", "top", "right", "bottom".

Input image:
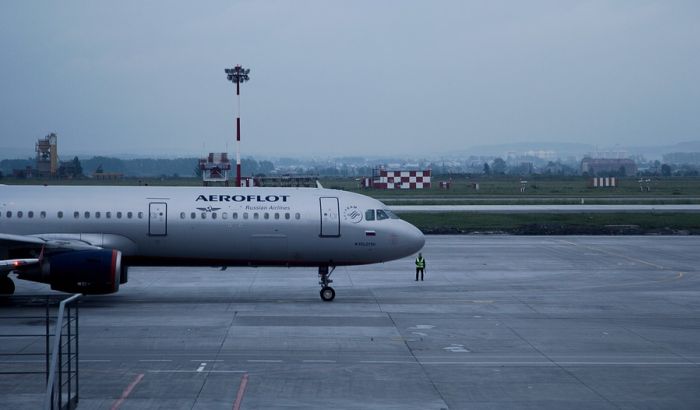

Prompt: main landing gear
[
  {"left": 0, "top": 276, "right": 15, "bottom": 295},
  {"left": 318, "top": 266, "right": 336, "bottom": 302}
]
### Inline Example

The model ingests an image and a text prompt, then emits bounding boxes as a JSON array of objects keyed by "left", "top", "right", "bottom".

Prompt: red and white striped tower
[{"left": 225, "top": 65, "right": 250, "bottom": 187}]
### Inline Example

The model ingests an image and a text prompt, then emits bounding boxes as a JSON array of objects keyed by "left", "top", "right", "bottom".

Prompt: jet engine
[{"left": 18, "top": 249, "right": 124, "bottom": 294}]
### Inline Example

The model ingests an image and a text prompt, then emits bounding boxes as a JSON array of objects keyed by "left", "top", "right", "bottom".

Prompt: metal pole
[
  {"left": 236, "top": 77, "right": 241, "bottom": 187},
  {"left": 67, "top": 306, "right": 71, "bottom": 408},
  {"left": 45, "top": 297, "right": 49, "bottom": 385},
  {"left": 58, "top": 332, "right": 63, "bottom": 409},
  {"left": 225, "top": 65, "right": 249, "bottom": 188},
  {"left": 75, "top": 302, "right": 79, "bottom": 407}
]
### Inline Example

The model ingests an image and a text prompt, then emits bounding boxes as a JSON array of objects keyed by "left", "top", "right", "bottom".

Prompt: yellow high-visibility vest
[{"left": 415, "top": 257, "right": 425, "bottom": 269}]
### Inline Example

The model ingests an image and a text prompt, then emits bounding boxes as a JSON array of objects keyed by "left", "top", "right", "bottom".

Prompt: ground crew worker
[{"left": 415, "top": 253, "right": 426, "bottom": 281}]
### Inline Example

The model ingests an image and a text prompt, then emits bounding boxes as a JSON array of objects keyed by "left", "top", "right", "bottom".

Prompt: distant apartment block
[
  {"left": 580, "top": 158, "right": 637, "bottom": 176},
  {"left": 663, "top": 152, "right": 700, "bottom": 165}
]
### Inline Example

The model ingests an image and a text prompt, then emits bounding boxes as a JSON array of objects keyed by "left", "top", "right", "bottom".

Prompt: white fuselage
[{"left": 0, "top": 185, "right": 425, "bottom": 267}]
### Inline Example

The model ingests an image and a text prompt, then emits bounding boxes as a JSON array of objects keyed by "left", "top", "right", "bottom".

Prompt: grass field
[
  {"left": 326, "top": 176, "right": 700, "bottom": 198},
  {"left": 6, "top": 175, "right": 700, "bottom": 197}
]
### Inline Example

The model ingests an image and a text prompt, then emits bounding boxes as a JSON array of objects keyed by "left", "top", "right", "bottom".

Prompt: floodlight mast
[{"left": 225, "top": 65, "right": 250, "bottom": 187}]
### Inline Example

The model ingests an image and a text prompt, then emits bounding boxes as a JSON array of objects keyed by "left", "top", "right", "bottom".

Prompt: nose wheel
[
  {"left": 0, "top": 276, "right": 15, "bottom": 295},
  {"left": 318, "top": 265, "right": 336, "bottom": 302},
  {"left": 320, "top": 286, "right": 335, "bottom": 302}
]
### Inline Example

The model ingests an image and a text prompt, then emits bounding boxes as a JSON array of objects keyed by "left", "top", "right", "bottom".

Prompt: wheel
[
  {"left": 0, "top": 277, "right": 15, "bottom": 295},
  {"left": 320, "top": 286, "right": 335, "bottom": 302}
]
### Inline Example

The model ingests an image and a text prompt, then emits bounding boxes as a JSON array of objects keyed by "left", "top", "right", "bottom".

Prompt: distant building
[
  {"left": 580, "top": 158, "right": 637, "bottom": 176},
  {"left": 199, "top": 153, "right": 231, "bottom": 186},
  {"left": 35, "top": 133, "right": 59, "bottom": 177},
  {"left": 663, "top": 152, "right": 700, "bottom": 165}
]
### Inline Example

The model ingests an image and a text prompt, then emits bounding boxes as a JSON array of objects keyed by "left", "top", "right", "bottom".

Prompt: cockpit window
[
  {"left": 384, "top": 209, "right": 400, "bottom": 219},
  {"left": 376, "top": 210, "right": 389, "bottom": 220},
  {"left": 365, "top": 209, "right": 375, "bottom": 221}
]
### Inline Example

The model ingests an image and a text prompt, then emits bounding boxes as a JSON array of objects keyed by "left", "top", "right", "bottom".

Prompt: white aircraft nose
[
  {"left": 396, "top": 220, "right": 425, "bottom": 256},
  {"left": 407, "top": 222, "right": 425, "bottom": 254}
]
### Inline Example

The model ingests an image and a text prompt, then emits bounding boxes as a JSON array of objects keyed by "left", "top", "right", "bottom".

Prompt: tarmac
[{"left": 2, "top": 235, "right": 700, "bottom": 409}]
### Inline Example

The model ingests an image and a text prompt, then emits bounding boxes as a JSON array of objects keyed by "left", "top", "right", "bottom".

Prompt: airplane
[{"left": 0, "top": 184, "right": 425, "bottom": 301}]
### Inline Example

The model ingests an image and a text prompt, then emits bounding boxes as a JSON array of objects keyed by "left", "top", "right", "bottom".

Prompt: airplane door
[
  {"left": 319, "top": 197, "right": 340, "bottom": 237},
  {"left": 149, "top": 202, "right": 167, "bottom": 236}
]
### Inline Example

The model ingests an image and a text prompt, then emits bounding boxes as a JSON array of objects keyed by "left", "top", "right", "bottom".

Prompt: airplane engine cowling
[{"left": 44, "top": 249, "right": 123, "bottom": 294}]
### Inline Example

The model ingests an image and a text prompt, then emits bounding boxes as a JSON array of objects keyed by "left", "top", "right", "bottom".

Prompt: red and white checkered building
[{"left": 363, "top": 169, "right": 431, "bottom": 189}]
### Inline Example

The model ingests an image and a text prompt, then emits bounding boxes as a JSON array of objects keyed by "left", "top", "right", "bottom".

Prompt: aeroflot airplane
[{"left": 0, "top": 185, "right": 424, "bottom": 301}]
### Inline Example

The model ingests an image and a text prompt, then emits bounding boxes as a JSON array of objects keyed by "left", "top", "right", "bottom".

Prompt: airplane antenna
[{"left": 225, "top": 65, "right": 251, "bottom": 187}]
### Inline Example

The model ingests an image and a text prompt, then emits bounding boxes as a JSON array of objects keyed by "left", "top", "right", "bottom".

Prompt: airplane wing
[
  {"left": 0, "top": 258, "right": 41, "bottom": 273},
  {"left": 0, "top": 233, "right": 101, "bottom": 274}
]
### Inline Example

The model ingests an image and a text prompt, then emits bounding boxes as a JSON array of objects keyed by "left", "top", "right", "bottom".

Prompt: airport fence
[{"left": 0, "top": 293, "right": 82, "bottom": 410}]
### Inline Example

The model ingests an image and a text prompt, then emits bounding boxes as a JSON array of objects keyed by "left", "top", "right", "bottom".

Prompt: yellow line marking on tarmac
[
  {"left": 556, "top": 240, "right": 688, "bottom": 288},
  {"left": 557, "top": 239, "right": 666, "bottom": 270}
]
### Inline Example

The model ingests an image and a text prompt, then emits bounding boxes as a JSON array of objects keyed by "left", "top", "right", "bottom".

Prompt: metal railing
[
  {"left": 43, "top": 293, "right": 81, "bottom": 410},
  {"left": 0, "top": 294, "right": 82, "bottom": 409}
]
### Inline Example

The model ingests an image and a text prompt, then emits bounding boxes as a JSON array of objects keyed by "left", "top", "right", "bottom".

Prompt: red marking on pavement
[
  {"left": 111, "top": 373, "right": 144, "bottom": 410},
  {"left": 232, "top": 373, "right": 249, "bottom": 410}
]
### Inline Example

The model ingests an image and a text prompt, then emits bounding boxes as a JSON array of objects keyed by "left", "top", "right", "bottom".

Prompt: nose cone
[{"left": 398, "top": 220, "right": 425, "bottom": 257}]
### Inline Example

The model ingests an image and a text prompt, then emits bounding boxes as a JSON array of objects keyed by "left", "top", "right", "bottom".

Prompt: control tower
[{"left": 36, "top": 133, "right": 58, "bottom": 177}]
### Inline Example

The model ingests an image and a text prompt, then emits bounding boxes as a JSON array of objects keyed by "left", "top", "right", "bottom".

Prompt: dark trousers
[{"left": 416, "top": 268, "right": 424, "bottom": 281}]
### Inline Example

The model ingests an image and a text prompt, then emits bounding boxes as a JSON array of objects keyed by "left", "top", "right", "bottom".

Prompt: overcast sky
[{"left": 1, "top": 1, "right": 699, "bottom": 158}]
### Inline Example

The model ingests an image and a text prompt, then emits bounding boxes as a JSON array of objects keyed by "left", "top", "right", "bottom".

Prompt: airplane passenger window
[
  {"left": 95, "top": 212, "right": 101, "bottom": 219},
  {"left": 284, "top": 213, "right": 290, "bottom": 220},
  {"left": 190, "top": 212, "right": 196, "bottom": 219},
  {"left": 57, "top": 211, "right": 63, "bottom": 219},
  {"left": 74, "top": 211, "right": 79, "bottom": 219},
  {"left": 201, "top": 213, "right": 207, "bottom": 219},
  {"left": 138, "top": 212, "right": 143, "bottom": 219},
  {"left": 222, "top": 212, "right": 228, "bottom": 220},
  {"left": 117, "top": 212, "right": 122, "bottom": 219},
  {"left": 274, "top": 213, "right": 280, "bottom": 220},
  {"left": 40, "top": 211, "right": 46, "bottom": 219},
  {"left": 84, "top": 212, "right": 90, "bottom": 219},
  {"left": 253, "top": 213, "right": 259, "bottom": 220},
  {"left": 28, "top": 211, "right": 34, "bottom": 218},
  {"left": 212, "top": 212, "right": 217, "bottom": 220},
  {"left": 180, "top": 212, "right": 185, "bottom": 219},
  {"left": 233, "top": 212, "right": 238, "bottom": 219},
  {"left": 295, "top": 213, "right": 301, "bottom": 220},
  {"left": 264, "top": 212, "right": 269, "bottom": 220},
  {"left": 6, "top": 211, "right": 12, "bottom": 218},
  {"left": 106, "top": 212, "right": 111, "bottom": 219},
  {"left": 17, "top": 211, "right": 23, "bottom": 218},
  {"left": 127, "top": 212, "right": 133, "bottom": 219},
  {"left": 243, "top": 212, "right": 248, "bottom": 219},
  {"left": 376, "top": 210, "right": 389, "bottom": 220},
  {"left": 365, "top": 210, "right": 375, "bottom": 221}
]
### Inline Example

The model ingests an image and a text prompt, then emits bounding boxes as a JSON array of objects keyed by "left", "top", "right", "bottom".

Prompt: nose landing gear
[
  {"left": 318, "top": 265, "right": 336, "bottom": 302},
  {"left": 0, "top": 276, "right": 15, "bottom": 295}
]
